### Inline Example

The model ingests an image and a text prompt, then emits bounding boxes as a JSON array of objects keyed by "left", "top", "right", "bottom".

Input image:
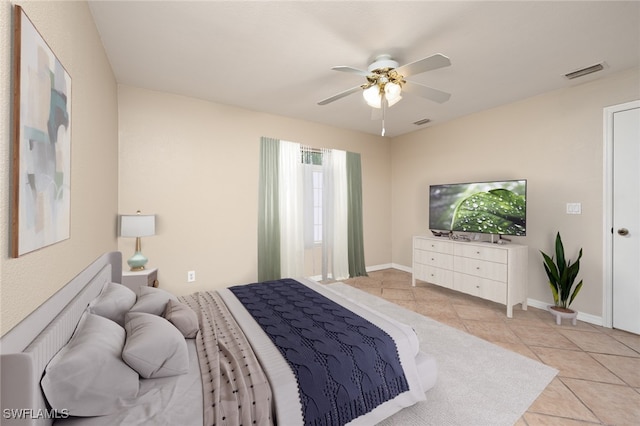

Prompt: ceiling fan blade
[
  {"left": 403, "top": 80, "right": 451, "bottom": 103},
  {"left": 395, "top": 53, "right": 451, "bottom": 77},
  {"left": 331, "top": 65, "right": 371, "bottom": 77},
  {"left": 317, "top": 85, "right": 363, "bottom": 105}
]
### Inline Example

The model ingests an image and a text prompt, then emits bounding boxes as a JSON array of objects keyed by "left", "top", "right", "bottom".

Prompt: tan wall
[
  {"left": 391, "top": 68, "right": 640, "bottom": 317},
  {"left": 117, "top": 85, "right": 391, "bottom": 296},
  {"left": 0, "top": 0, "right": 118, "bottom": 336}
]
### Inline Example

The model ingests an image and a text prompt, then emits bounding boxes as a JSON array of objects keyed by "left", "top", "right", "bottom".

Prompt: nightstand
[{"left": 122, "top": 267, "right": 159, "bottom": 292}]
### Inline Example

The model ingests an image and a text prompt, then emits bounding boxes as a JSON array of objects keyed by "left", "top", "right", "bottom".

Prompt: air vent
[
  {"left": 413, "top": 118, "right": 432, "bottom": 126},
  {"left": 564, "top": 63, "right": 604, "bottom": 80}
]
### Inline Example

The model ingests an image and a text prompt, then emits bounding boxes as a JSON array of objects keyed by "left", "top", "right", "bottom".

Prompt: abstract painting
[{"left": 12, "top": 6, "right": 71, "bottom": 257}]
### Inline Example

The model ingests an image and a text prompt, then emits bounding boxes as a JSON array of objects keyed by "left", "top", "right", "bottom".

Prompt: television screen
[{"left": 429, "top": 179, "right": 527, "bottom": 236}]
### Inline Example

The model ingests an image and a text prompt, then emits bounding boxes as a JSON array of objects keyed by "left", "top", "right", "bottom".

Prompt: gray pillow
[
  {"left": 89, "top": 282, "right": 137, "bottom": 326},
  {"left": 163, "top": 299, "right": 199, "bottom": 338},
  {"left": 41, "top": 313, "right": 139, "bottom": 416},
  {"left": 123, "top": 312, "right": 189, "bottom": 378},
  {"left": 129, "top": 286, "right": 178, "bottom": 316}
]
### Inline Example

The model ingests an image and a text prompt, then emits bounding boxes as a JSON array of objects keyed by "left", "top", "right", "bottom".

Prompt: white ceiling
[{"left": 88, "top": 1, "right": 640, "bottom": 138}]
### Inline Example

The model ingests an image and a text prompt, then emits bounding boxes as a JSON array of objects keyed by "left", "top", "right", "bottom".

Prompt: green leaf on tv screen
[{"left": 451, "top": 189, "right": 526, "bottom": 235}]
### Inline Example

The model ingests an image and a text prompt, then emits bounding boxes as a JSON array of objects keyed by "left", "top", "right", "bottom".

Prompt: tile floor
[{"left": 342, "top": 269, "right": 640, "bottom": 425}]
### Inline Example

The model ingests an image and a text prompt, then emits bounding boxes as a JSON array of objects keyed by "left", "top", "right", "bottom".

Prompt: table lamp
[{"left": 119, "top": 211, "right": 156, "bottom": 271}]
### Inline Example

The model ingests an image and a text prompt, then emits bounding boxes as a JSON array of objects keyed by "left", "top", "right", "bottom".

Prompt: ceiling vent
[
  {"left": 413, "top": 118, "right": 432, "bottom": 126},
  {"left": 564, "top": 63, "right": 605, "bottom": 80}
]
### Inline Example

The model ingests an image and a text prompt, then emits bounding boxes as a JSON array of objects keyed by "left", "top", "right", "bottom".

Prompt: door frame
[{"left": 602, "top": 100, "right": 640, "bottom": 328}]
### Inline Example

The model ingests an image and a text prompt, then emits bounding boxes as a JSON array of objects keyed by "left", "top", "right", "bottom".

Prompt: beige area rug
[{"left": 327, "top": 283, "right": 558, "bottom": 426}]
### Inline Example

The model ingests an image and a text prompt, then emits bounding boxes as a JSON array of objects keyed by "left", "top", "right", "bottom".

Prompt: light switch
[{"left": 566, "top": 203, "right": 582, "bottom": 214}]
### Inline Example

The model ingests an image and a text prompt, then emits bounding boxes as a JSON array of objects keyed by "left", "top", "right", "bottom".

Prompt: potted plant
[{"left": 540, "top": 232, "right": 583, "bottom": 324}]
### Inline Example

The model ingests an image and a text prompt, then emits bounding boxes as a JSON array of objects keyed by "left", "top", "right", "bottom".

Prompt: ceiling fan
[{"left": 318, "top": 53, "right": 452, "bottom": 135}]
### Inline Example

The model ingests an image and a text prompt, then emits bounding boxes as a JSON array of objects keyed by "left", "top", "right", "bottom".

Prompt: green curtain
[
  {"left": 258, "top": 137, "right": 281, "bottom": 281},
  {"left": 346, "top": 151, "right": 367, "bottom": 277}
]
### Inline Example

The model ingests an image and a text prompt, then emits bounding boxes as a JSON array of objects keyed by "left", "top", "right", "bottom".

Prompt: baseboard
[
  {"left": 526, "top": 298, "right": 604, "bottom": 327},
  {"left": 366, "top": 263, "right": 393, "bottom": 272},
  {"left": 391, "top": 263, "right": 412, "bottom": 273},
  {"left": 365, "top": 263, "right": 412, "bottom": 273},
  {"left": 308, "top": 263, "right": 400, "bottom": 282}
]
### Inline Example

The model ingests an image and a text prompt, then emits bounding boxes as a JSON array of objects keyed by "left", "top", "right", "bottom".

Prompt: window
[
  {"left": 312, "top": 169, "right": 323, "bottom": 243},
  {"left": 259, "top": 137, "right": 365, "bottom": 281},
  {"left": 302, "top": 148, "right": 323, "bottom": 244}
]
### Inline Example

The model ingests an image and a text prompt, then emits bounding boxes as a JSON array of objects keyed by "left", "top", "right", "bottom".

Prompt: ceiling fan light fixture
[
  {"left": 363, "top": 85, "right": 382, "bottom": 108},
  {"left": 384, "top": 82, "right": 402, "bottom": 101}
]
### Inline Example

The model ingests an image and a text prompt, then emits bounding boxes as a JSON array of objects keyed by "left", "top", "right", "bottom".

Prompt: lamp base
[{"left": 127, "top": 251, "right": 148, "bottom": 271}]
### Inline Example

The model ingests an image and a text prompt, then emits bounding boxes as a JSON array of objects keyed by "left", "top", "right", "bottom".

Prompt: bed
[{"left": 0, "top": 252, "right": 437, "bottom": 426}]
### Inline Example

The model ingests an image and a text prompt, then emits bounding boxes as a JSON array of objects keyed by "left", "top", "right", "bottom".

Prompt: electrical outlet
[{"left": 187, "top": 271, "right": 196, "bottom": 282}]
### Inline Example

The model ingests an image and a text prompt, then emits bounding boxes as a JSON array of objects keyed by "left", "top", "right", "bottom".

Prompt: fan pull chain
[{"left": 381, "top": 96, "right": 386, "bottom": 136}]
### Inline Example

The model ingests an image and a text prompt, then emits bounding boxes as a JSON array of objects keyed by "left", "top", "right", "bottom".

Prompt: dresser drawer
[
  {"left": 414, "top": 250, "right": 454, "bottom": 269},
  {"left": 455, "top": 243, "right": 507, "bottom": 263},
  {"left": 453, "top": 272, "right": 507, "bottom": 304},
  {"left": 414, "top": 264, "right": 454, "bottom": 288},
  {"left": 454, "top": 257, "right": 507, "bottom": 282},
  {"left": 414, "top": 237, "right": 454, "bottom": 254}
]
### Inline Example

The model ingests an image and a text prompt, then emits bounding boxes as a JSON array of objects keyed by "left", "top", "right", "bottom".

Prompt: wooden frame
[{"left": 12, "top": 6, "right": 72, "bottom": 257}]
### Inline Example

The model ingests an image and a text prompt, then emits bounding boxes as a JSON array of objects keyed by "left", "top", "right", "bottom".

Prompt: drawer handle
[
  {"left": 476, "top": 266, "right": 481, "bottom": 270},
  {"left": 431, "top": 258, "right": 435, "bottom": 261},
  {"left": 476, "top": 251, "right": 481, "bottom": 255},
  {"left": 476, "top": 285, "right": 480, "bottom": 289}
]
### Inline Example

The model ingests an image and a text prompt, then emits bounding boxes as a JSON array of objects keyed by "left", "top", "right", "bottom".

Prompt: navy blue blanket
[{"left": 229, "top": 279, "right": 409, "bottom": 426}]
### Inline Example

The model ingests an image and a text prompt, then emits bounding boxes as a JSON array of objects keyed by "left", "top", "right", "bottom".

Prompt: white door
[{"left": 612, "top": 104, "right": 640, "bottom": 334}]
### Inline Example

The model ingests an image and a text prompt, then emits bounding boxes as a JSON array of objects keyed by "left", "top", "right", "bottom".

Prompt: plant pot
[{"left": 548, "top": 305, "right": 578, "bottom": 326}]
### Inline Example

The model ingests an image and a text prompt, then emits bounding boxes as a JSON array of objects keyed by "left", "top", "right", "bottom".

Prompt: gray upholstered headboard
[{"left": 0, "top": 252, "right": 122, "bottom": 426}]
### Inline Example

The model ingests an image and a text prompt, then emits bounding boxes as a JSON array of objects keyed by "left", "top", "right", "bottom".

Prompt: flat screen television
[{"left": 429, "top": 179, "right": 527, "bottom": 236}]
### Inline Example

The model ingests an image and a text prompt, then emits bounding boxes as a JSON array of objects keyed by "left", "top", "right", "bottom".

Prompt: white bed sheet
[
  {"left": 55, "top": 340, "right": 203, "bottom": 426},
  {"left": 217, "top": 278, "right": 429, "bottom": 426}
]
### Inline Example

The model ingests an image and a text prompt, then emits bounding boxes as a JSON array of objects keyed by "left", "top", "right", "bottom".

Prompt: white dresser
[{"left": 412, "top": 235, "right": 528, "bottom": 317}]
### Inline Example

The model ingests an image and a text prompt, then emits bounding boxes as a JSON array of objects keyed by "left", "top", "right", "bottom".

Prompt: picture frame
[{"left": 11, "top": 5, "right": 72, "bottom": 257}]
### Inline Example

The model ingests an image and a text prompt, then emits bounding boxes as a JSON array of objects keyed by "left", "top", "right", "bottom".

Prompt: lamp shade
[
  {"left": 363, "top": 85, "right": 382, "bottom": 108},
  {"left": 120, "top": 214, "right": 155, "bottom": 238},
  {"left": 384, "top": 82, "right": 401, "bottom": 101}
]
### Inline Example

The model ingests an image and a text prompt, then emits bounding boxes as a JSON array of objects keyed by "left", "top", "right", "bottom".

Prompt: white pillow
[
  {"left": 163, "top": 299, "right": 199, "bottom": 338},
  {"left": 41, "top": 313, "right": 139, "bottom": 416},
  {"left": 123, "top": 312, "right": 189, "bottom": 378},
  {"left": 129, "top": 286, "right": 178, "bottom": 316},
  {"left": 89, "top": 282, "right": 137, "bottom": 326}
]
